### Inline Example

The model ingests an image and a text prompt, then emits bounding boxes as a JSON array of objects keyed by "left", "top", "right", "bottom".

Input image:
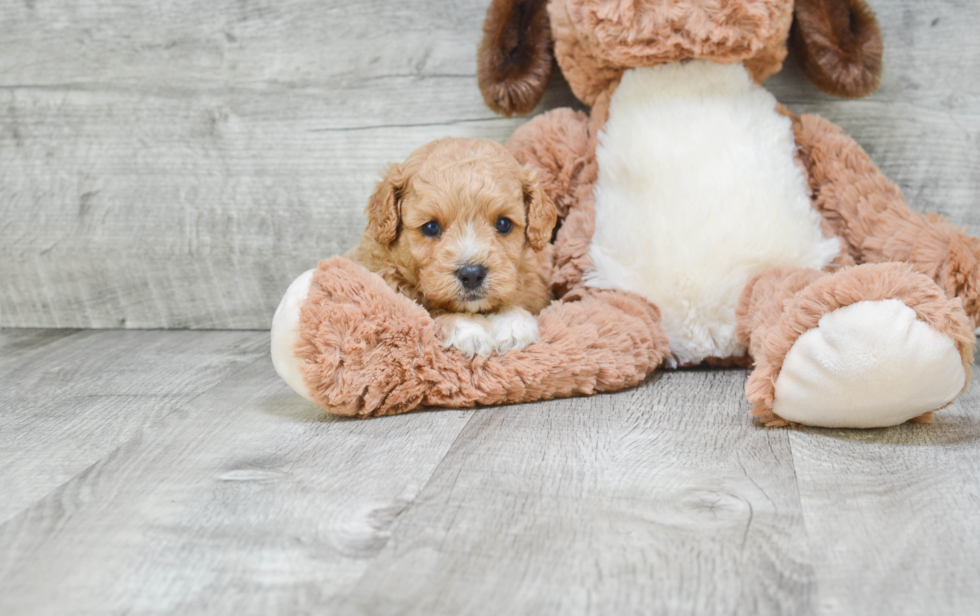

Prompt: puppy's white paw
[
  {"left": 488, "top": 309, "right": 540, "bottom": 354},
  {"left": 438, "top": 317, "right": 495, "bottom": 358}
]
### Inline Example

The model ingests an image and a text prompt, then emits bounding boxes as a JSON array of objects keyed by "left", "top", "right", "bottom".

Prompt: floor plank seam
[
  {"left": 334, "top": 408, "right": 482, "bottom": 596},
  {"left": 785, "top": 429, "right": 823, "bottom": 610}
]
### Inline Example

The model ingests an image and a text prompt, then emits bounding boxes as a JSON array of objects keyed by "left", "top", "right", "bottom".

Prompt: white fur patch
[
  {"left": 270, "top": 269, "right": 316, "bottom": 402},
  {"left": 586, "top": 61, "right": 841, "bottom": 365},
  {"left": 488, "top": 308, "right": 540, "bottom": 353},
  {"left": 457, "top": 223, "right": 484, "bottom": 266},
  {"left": 773, "top": 300, "right": 967, "bottom": 428},
  {"left": 443, "top": 318, "right": 495, "bottom": 358}
]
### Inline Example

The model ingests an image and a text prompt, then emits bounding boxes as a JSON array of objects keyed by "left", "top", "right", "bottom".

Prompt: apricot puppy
[{"left": 347, "top": 137, "right": 556, "bottom": 357}]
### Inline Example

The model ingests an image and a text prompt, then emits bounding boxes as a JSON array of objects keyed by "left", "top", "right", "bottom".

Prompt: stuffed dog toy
[
  {"left": 272, "top": 0, "right": 977, "bottom": 426},
  {"left": 476, "top": 0, "right": 980, "bottom": 427},
  {"left": 346, "top": 137, "right": 555, "bottom": 358}
]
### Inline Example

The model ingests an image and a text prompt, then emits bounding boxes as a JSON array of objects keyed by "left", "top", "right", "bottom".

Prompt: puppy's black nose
[{"left": 456, "top": 264, "right": 488, "bottom": 290}]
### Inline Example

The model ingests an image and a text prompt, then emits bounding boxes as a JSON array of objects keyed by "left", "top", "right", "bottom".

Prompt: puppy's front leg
[
  {"left": 488, "top": 307, "right": 540, "bottom": 354},
  {"left": 434, "top": 313, "right": 495, "bottom": 358}
]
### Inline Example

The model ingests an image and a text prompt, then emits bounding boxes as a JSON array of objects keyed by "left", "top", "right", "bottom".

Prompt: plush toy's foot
[
  {"left": 738, "top": 263, "right": 975, "bottom": 428},
  {"left": 271, "top": 269, "right": 316, "bottom": 402},
  {"left": 771, "top": 299, "right": 966, "bottom": 427}
]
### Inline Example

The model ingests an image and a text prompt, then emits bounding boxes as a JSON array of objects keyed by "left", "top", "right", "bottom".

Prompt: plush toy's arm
[
  {"left": 506, "top": 108, "right": 601, "bottom": 296},
  {"left": 506, "top": 108, "right": 594, "bottom": 218},
  {"left": 793, "top": 113, "right": 980, "bottom": 328},
  {"left": 273, "top": 257, "right": 669, "bottom": 417}
]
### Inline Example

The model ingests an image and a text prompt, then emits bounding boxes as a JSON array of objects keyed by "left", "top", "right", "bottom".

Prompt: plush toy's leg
[
  {"left": 506, "top": 107, "right": 598, "bottom": 295},
  {"left": 271, "top": 257, "right": 670, "bottom": 417},
  {"left": 794, "top": 113, "right": 980, "bottom": 330},
  {"left": 736, "top": 263, "right": 975, "bottom": 428}
]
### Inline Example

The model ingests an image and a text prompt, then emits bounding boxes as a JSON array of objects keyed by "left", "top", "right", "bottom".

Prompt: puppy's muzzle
[{"left": 456, "top": 264, "right": 488, "bottom": 291}]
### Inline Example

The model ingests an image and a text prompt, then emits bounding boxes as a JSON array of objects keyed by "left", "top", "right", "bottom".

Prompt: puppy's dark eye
[
  {"left": 495, "top": 217, "right": 513, "bottom": 235},
  {"left": 420, "top": 221, "right": 441, "bottom": 237}
]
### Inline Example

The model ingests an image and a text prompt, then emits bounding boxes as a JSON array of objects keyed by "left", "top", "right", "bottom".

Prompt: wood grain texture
[
  {"left": 2, "top": 328, "right": 979, "bottom": 613},
  {"left": 0, "top": 328, "right": 268, "bottom": 522},
  {"left": 1, "top": 0, "right": 977, "bottom": 328},
  {"left": 788, "top": 376, "right": 980, "bottom": 615},
  {"left": 0, "top": 332, "right": 475, "bottom": 615},
  {"left": 337, "top": 371, "right": 816, "bottom": 616}
]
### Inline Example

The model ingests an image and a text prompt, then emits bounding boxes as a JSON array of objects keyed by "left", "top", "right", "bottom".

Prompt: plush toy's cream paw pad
[
  {"left": 772, "top": 299, "right": 967, "bottom": 428},
  {"left": 271, "top": 269, "right": 315, "bottom": 402},
  {"left": 439, "top": 317, "right": 495, "bottom": 358},
  {"left": 488, "top": 309, "right": 540, "bottom": 353}
]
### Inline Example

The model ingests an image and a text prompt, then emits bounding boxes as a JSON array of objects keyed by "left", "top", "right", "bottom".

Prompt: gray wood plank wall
[{"left": 2, "top": 0, "right": 979, "bottom": 329}]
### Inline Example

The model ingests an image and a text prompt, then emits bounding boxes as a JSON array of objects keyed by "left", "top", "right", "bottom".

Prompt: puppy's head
[{"left": 366, "top": 137, "right": 555, "bottom": 313}]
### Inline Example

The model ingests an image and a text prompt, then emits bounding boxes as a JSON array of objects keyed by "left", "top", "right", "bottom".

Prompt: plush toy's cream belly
[{"left": 586, "top": 61, "right": 841, "bottom": 366}]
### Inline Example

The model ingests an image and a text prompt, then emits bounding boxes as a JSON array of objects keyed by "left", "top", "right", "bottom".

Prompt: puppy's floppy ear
[
  {"left": 792, "top": 0, "right": 883, "bottom": 99},
  {"left": 478, "top": 0, "right": 553, "bottom": 118},
  {"left": 521, "top": 166, "right": 556, "bottom": 251},
  {"left": 366, "top": 163, "right": 408, "bottom": 245}
]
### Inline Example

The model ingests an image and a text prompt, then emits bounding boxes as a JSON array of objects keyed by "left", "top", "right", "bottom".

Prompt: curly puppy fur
[
  {"left": 349, "top": 138, "right": 555, "bottom": 316},
  {"left": 345, "top": 138, "right": 558, "bottom": 357}
]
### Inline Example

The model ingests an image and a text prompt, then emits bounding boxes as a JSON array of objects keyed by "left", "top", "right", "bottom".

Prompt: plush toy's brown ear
[
  {"left": 366, "top": 163, "right": 407, "bottom": 245},
  {"left": 522, "top": 166, "right": 557, "bottom": 251},
  {"left": 792, "top": 0, "right": 883, "bottom": 98},
  {"left": 477, "top": 0, "right": 553, "bottom": 117}
]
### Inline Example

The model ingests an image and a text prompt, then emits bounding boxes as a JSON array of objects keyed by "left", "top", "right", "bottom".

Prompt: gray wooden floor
[{"left": 2, "top": 328, "right": 979, "bottom": 615}]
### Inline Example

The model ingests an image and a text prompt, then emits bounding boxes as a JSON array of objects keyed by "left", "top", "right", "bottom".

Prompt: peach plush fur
[
  {"left": 296, "top": 258, "right": 668, "bottom": 416},
  {"left": 482, "top": 0, "right": 979, "bottom": 425},
  {"left": 549, "top": 0, "right": 795, "bottom": 105},
  {"left": 737, "top": 263, "right": 975, "bottom": 426}
]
